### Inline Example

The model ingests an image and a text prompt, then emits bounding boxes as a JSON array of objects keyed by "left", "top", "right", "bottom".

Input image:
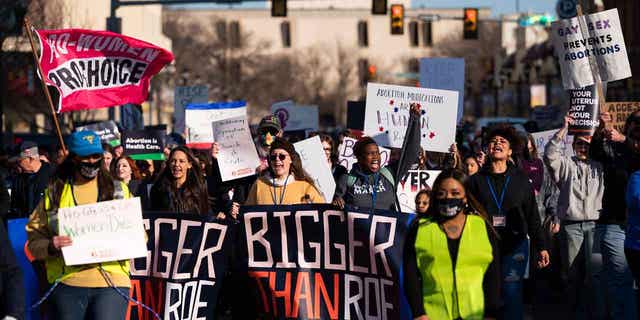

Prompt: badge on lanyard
[{"left": 486, "top": 175, "right": 510, "bottom": 228}]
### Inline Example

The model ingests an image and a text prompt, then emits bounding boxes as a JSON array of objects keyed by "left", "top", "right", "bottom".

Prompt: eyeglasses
[
  {"left": 269, "top": 153, "right": 288, "bottom": 161},
  {"left": 260, "top": 128, "right": 279, "bottom": 136}
]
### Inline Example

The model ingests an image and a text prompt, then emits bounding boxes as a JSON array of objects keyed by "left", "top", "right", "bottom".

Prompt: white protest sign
[
  {"left": 396, "top": 170, "right": 440, "bottom": 213},
  {"left": 271, "top": 103, "right": 319, "bottom": 132},
  {"left": 213, "top": 115, "right": 261, "bottom": 181},
  {"left": 293, "top": 136, "right": 336, "bottom": 202},
  {"left": 337, "top": 137, "right": 390, "bottom": 171},
  {"left": 551, "top": 8, "right": 631, "bottom": 89},
  {"left": 59, "top": 198, "right": 147, "bottom": 266},
  {"left": 531, "top": 129, "right": 575, "bottom": 159},
  {"left": 364, "top": 83, "right": 458, "bottom": 153},
  {"left": 174, "top": 86, "right": 208, "bottom": 135},
  {"left": 186, "top": 101, "right": 246, "bottom": 149}
]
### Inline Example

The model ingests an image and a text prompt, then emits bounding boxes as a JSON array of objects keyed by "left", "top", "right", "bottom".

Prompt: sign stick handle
[{"left": 23, "top": 18, "right": 67, "bottom": 153}]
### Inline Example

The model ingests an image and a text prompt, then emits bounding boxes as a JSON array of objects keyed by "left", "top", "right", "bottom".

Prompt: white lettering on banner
[
  {"left": 59, "top": 198, "right": 146, "bottom": 266},
  {"left": 344, "top": 275, "right": 394, "bottom": 320},
  {"left": 243, "top": 210, "right": 397, "bottom": 273},
  {"left": 164, "top": 280, "right": 215, "bottom": 320},
  {"left": 396, "top": 170, "right": 441, "bottom": 213},
  {"left": 172, "top": 220, "right": 201, "bottom": 280},
  {"left": 153, "top": 218, "right": 177, "bottom": 279},
  {"left": 47, "top": 56, "right": 149, "bottom": 97},
  {"left": 45, "top": 33, "right": 161, "bottom": 63},
  {"left": 364, "top": 83, "right": 458, "bottom": 153},
  {"left": 551, "top": 8, "right": 631, "bottom": 89}
]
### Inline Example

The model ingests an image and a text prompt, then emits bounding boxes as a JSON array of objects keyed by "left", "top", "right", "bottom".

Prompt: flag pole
[{"left": 23, "top": 17, "right": 67, "bottom": 153}]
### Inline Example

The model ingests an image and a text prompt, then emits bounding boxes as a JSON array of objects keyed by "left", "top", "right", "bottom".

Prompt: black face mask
[
  {"left": 78, "top": 161, "right": 102, "bottom": 179},
  {"left": 436, "top": 198, "right": 465, "bottom": 219}
]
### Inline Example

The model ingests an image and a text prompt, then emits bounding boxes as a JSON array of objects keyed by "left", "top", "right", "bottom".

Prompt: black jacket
[
  {"left": 468, "top": 164, "right": 546, "bottom": 255},
  {"left": 334, "top": 111, "right": 421, "bottom": 212},
  {"left": 0, "top": 182, "right": 25, "bottom": 319},
  {"left": 590, "top": 132, "right": 640, "bottom": 225},
  {"left": 10, "top": 162, "right": 52, "bottom": 219}
]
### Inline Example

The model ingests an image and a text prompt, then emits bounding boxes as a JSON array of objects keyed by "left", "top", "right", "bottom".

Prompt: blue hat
[{"left": 68, "top": 131, "right": 103, "bottom": 157}]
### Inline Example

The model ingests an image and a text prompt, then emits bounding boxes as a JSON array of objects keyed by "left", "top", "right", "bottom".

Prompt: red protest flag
[{"left": 33, "top": 28, "right": 174, "bottom": 113}]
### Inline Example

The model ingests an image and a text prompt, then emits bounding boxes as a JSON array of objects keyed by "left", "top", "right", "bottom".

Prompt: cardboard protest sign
[
  {"left": 337, "top": 137, "right": 390, "bottom": 171},
  {"left": 186, "top": 100, "right": 246, "bottom": 149},
  {"left": 604, "top": 101, "right": 640, "bottom": 133},
  {"left": 419, "top": 58, "right": 465, "bottom": 122},
  {"left": 551, "top": 8, "right": 632, "bottom": 89},
  {"left": 128, "top": 213, "right": 230, "bottom": 320},
  {"left": 212, "top": 115, "right": 261, "bottom": 181},
  {"left": 396, "top": 170, "right": 440, "bottom": 213},
  {"left": 271, "top": 102, "right": 320, "bottom": 132},
  {"left": 532, "top": 129, "right": 575, "bottom": 159},
  {"left": 293, "top": 136, "right": 336, "bottom": 202},
  {"left": 34, "top": 28, "right": 173, "bottom": 112},
  {"left": 58, "top": 198, "right": 147, "bottom": 266},
  {"left": 174, "top": 85, "right": 208, "bottom": 135},
  {"left": 122, "top": 129, "right": 165, "bottom": 160},
  {"left": 568, "top": 86, "right": 600, "bottom": 135},
  {"left": 76, "top": 120, "right": 121, "bottom": 146},
  {"left": 363, "top": 83, "right": 458, "bottom": 153},
  {"left": 238, "top": 204, "right": 415, "bottom": 319}
]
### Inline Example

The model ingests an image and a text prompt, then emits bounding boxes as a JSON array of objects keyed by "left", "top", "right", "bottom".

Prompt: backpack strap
[
  {"left": 346, "top": 175, "right": 357, "bottom": 188},
  {"left": 379, "top": 167, "right": 395, "bottom": 186}
]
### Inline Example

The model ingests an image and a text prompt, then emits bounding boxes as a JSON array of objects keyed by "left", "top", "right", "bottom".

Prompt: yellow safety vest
[
  {"left": 44, "top": 180, "right": 131, "bottom": 284},
  {"left": 415, "top": 214, "right": 493, "bottom": 320}
]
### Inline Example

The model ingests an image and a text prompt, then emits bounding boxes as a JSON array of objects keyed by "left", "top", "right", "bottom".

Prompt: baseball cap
[
  {"left": 258, "top": 115, "right": 281, "bottom": 133},
  {"left": 67, "top": 131, "right": 103, "bottom": 157},
  {"left": 9, "top": 141, "right": 39, "bottom": 162}
]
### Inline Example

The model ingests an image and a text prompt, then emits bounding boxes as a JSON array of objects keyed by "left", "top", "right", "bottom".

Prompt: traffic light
[
  {"left": 272, "top": 0, "right": 287, "bottom": 17},
  {"left": 358, "top": 59, "right": 376, "bottom": 86},
  {"left": 463, "top": 8, "right": 478, "bottom": 40},
  {"left": 390, "top": 4, "right": 404, "bottom": 35},
  {"left": 372, "top": 0, "right": 387, "bottom": 15}
]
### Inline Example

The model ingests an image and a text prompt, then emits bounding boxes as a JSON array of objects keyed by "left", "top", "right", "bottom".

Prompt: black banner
[
  {"left": 123, "top": 129, "right": 166, "bottom": 160},
  {"left": 568, "top": 85, "right": 600, "bottom": 136},
  {"left": 237, "top": 204, "right": 416, "bottom": 320},
  {"left": 127, "top": 213, "right": 232, "bottom": 320}
]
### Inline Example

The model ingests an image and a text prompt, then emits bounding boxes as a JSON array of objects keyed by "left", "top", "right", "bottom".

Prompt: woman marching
[
  {"left": 404, "top": 168, "right": 501, "bottom": 320},
  {"left": 245, "top": 137, "right": 325, "bottom": 205},
  {"left": 26, "top": 131, "right": 133, "bottom": 320},
  {"left": 150, "top": 146, "right": 210, "bottom": 215}
]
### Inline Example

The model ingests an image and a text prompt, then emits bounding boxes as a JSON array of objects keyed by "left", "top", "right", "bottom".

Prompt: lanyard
[
  {"left": 271, "top": 175, "right": 290, "bottom": 205},
  {"left": 485, "top": 175, "right": 510, "bottom": 216},
  {"left": 370, "top": 173, "right": 380, "bottom": 210}
]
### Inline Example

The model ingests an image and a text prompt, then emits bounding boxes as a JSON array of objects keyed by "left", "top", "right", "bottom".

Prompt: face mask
[
  {"left": 262, "top": 132, "right": 275, "bottom": 146},
  {"left": 437, "top": 198, "right": 465, "bottom": 218},
  {"left": 78, "top": 161, "right": 101, "bottom": 179}
]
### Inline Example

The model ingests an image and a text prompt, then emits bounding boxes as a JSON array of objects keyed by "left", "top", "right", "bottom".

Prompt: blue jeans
[
  {"left": 501, "top": 239, "right": 529, "bottom": 320},
  {"left": 596, "top": 224, "right": 637, "bottom": 320},
  {"left": 50, "top": 283, "right": 130, "bottom": 320},
  {"left": 560, "top": 221, "right": 605, "bottom": 319}
]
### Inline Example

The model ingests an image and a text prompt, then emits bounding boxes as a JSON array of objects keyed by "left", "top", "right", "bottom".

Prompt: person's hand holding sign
[
  {"left": 410, "top": 102, "right": 421, "bottom": 116},
  {"left": 52, "top": 235, "right": 72, "bottom": 250},
  {"left": 599, "top": 112, "right": 626, "bottom": 142}
]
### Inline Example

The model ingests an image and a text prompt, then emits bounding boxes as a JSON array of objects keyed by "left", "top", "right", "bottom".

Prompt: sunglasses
[
  {"left": 269, "top": 153, "right": 288, "bottom": 161},
  {"left": 260, "top": 128, "right": 279, "bottom": 136}
]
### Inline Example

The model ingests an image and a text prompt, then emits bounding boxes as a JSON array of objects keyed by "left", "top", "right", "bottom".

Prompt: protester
[
  {"left": 0, "top": 179, "right": 24, "bottom": 320},
  {"left": 316, "top": 133, "right": 347, "bottom": 181},
  {"left": 463, "top": 155, "right": 480, "bottom": 176},
  {"left": 467, "top": 125, "right": 549, "bottom": 320},
  {"left": 25, "top": 131, "right": 132, "bottom": 320},
  {"left": 112, "top": 145, "right": 123, "bottom": 159},
  {"left": 625, "top": 170, "right": 640, "bottom": 285},
  {"left": 255, "top": 114, "right": 284, "bottom": 172},
  {"left": 422, "top": 143, "right": 461, "bottom": 170},
  {"left": 112, "top": 156, "right": 143, "bottom": 197},
  {"left": 414, "top": 188, "right": 431, "bottom": 216},
  {"left": 333, "top": 103, "right": 421, "bottom": 211},
  {"left": 102, "top": 143, "right": 114, "bottom": 172},
  {"left": 544, "top": 115, "right": 605, "bottom": 318},
  {"left": 245, "top": 138, "right": 324, "bottom": 205},
  {"left": 590, "top": 111, "right": 640, "bottom": 319},
  {"left": 149, "top": 146, "right": 210, "bottom": 215},
  {"left": 9, "top": 141, "right": 53, "bottom": 219},
  {"left": 404, "top": 169, "right": 500, "bottom": 320}
]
